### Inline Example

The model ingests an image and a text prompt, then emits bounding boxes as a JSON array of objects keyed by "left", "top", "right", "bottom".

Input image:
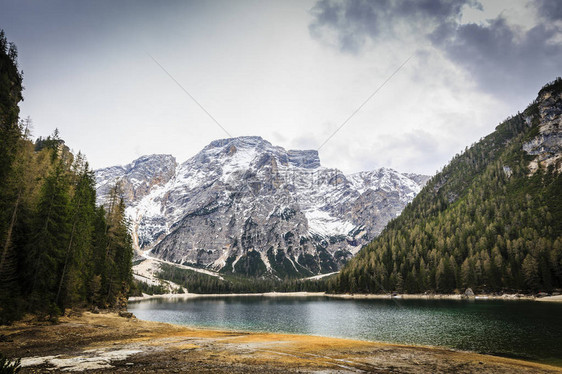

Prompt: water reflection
[{"left": 128, "top": 296, "right": 562, "bottom": 364}]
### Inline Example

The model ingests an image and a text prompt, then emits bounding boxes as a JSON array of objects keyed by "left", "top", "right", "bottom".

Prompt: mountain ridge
[
  {"left": 331, "top": 78, "right": 562, "bottom": 294},
  {"left": 95, "top": 136, "right": 429, "bottom": 278}
]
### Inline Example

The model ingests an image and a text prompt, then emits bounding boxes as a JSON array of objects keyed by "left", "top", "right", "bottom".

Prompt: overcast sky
[{"left": 1, "top": 0, "right": 561, "bottom": 175}]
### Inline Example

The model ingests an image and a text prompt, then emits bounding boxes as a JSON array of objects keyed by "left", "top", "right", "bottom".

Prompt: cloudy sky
[{"left": 1, "top": 0, "right": 561, "bottom": 175}]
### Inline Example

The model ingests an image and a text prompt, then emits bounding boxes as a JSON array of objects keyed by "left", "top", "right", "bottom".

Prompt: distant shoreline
[
  {"left": 128, "top": 291, "right": 562, "bottom": 302},
  {"left": 128, "top": 291, "right": 326, "bottom": 302}
]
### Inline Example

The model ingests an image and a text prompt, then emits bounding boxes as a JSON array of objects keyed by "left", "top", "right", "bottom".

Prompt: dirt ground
[{"left": 0, "top": 311, "right": 560, "bottom": 373}]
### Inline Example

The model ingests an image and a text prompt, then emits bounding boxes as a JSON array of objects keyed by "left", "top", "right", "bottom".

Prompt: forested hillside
[
  {"left": 331, "top": 79, "right": 562, "bottom": 294},
  {"left": 0, "top": 31, "right": 133, "bottom": 323}
]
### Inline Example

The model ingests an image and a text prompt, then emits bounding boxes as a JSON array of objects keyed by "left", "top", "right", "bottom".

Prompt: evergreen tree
[
  {"left": 89, "top": 206, "right": 109, "bottom": 306},
  {"left": 55, "top": 159, "right": 96, "bottom": 308},
  {"left": 0, "top": 30, "right": 24, "bottom": 323},
  {"left": 97, "top": 184, "right": 133, "bottom": 307},
  {"left": 0, "top": 30, "right": 23, "bottom": 187},
  {"left": 26, "top": 158, "right": 70, "bottom": 315}
]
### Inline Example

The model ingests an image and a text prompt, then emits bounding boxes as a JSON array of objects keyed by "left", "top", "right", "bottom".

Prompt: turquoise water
[{"left": 128, "top": 296, "right": 562, "bottom": 365}]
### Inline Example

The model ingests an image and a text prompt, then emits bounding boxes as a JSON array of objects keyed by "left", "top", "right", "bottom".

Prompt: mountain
[
  {"left": 332, "top": 78, "right": 562, "bottom": 294},
  {"left": 95, "top": 136, "right": 429, "bottom": 278},
  {"left": 95, "top": 154, "right": 177, "bottom": 206}
]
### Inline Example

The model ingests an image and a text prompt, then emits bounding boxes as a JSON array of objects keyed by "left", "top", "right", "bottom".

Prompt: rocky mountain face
[
  {"left": 523, "top": 87, "right": 562, "bottom": 174},
  {"left": 96, "top": 154, "right": 177, "bottom": 206},
  {"left": 95, "top": 136, "right": 429, "bottom": 278}
]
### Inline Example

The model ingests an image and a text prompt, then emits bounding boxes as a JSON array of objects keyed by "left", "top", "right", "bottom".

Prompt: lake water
[{"left": 128, "top": 296, "right": 562, "bottom": 365}]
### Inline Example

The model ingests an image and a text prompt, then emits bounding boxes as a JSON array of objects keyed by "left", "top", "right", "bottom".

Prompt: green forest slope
[
  {"left": 0, "top": 32, "right": 134, "bottom": 323},
  {"left": 330, "top": 79, "right": 562, "bottom": 294}
]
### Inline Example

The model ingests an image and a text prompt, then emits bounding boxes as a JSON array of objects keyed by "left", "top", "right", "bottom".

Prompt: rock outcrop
[{"left": 523, "top": 88, "right": 562, "bottom": 174}]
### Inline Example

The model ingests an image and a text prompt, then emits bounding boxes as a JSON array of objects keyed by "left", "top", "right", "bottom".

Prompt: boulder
[{"left": 119, "top": 311, "right": 134, "bottom": 318}]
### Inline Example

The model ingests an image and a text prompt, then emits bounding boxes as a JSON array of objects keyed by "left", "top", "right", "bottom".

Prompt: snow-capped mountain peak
[{"left": 95, "top": 136, "right": 429, "bottom": 278}]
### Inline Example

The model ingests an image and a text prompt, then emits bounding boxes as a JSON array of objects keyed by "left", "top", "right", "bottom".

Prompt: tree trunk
[
  {"left": 0, "top": 189, "right": 20, "bottom": 273},
  {"left": 55, "top": 218, "right": 77, "bottom": 306},
  {"left": 56, "top": 190, "right": 84, "bottom": 306}
]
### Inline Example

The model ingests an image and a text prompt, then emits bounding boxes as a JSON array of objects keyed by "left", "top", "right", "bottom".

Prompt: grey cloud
[
  {"left": 310, "top": 0, "right": 562, "bottom": 101},
  {"left": 309, "top": 0, "right": 478, "bottom": 53},
  {"left": 309, "top": 0, "right": 385, "bottom": 53},
  {"left": 536, "top": 0, "right": 562, "bottom": 21},
  {"left": 434, "top": 16, "right": 562, "bottom": 101},
  {"left": 393, "top": 0, "right": 476, "bottom": 20}
]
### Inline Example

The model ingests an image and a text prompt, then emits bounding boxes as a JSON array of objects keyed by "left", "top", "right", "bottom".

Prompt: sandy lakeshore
[{"left": 1, "top": 311, "right": 561, "bottom": 373}]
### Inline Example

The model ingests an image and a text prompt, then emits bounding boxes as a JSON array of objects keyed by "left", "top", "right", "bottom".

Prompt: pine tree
[
  {"left": 0, "top": 30, "right": 23, "bottom": 187},
  {"left": 0, "top": 30, "right": 24, "bottom": 323},
  {"left": 0, "top": 136, "right": 37, "bottom": 322},
  {"left": 55, "top": 159, "right": 96, "bottom": 309},
  {"left": 26, "top": 158, "right": 70, "bottom": 315},
  {"left": 96, "top": 184, "right": 134, "bottom": 307},
  {"left": 89, "top": 206, "right": 109, "bottom": 306}
]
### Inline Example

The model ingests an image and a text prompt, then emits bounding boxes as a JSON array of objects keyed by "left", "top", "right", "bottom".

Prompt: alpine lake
[{"left": 128, "top": 295, "right": 562, "bottom": 366}]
